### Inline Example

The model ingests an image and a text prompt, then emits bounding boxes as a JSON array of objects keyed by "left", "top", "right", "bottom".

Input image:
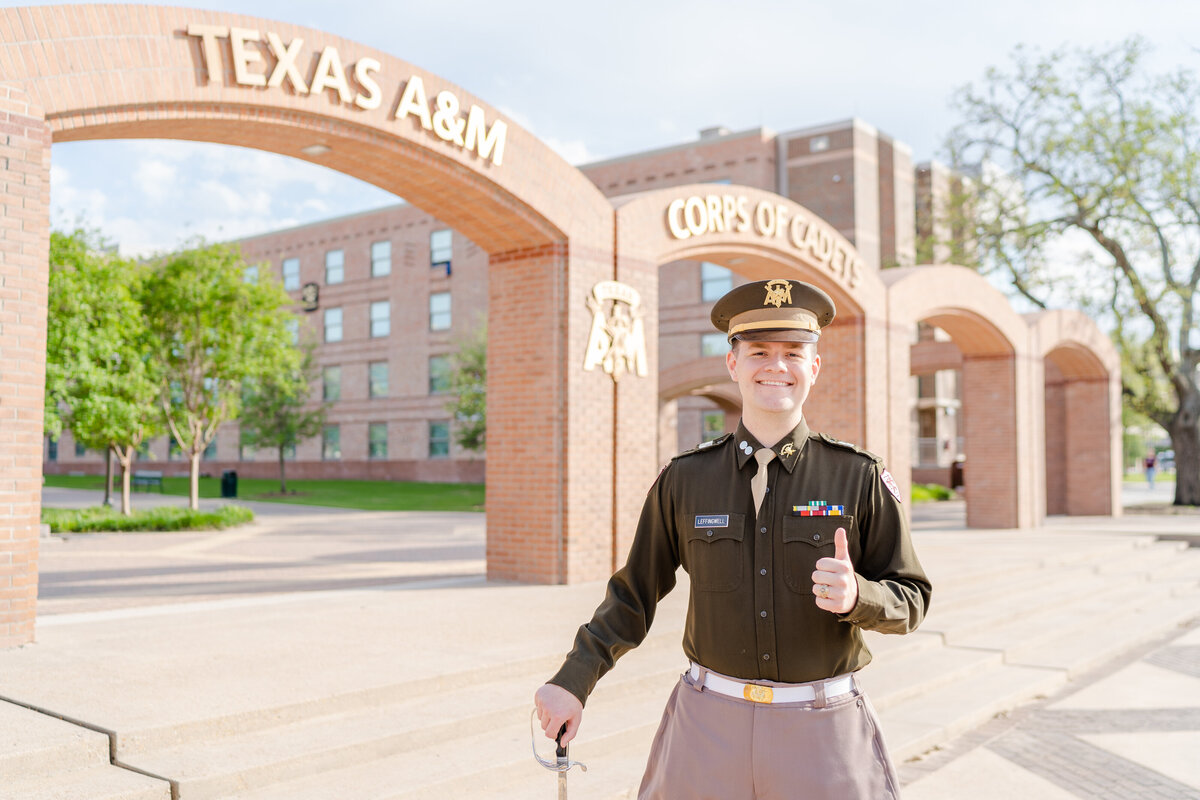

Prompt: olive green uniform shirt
[{"left": 550, "top": 418, "right": 932, "bottom": 705}]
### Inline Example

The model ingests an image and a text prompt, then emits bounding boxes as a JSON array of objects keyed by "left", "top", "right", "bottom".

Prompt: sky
[{"left": 17, "top": 0, "right": 1200, "bottom": 256}]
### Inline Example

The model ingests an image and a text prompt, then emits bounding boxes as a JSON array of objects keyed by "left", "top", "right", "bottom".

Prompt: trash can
[{"left": 220, "top": 470, "right": 238, "bottom": 498}]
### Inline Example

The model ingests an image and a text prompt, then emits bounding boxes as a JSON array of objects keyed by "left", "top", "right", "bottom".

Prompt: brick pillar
[
  {"left": 1044, "top": 364, "right": 1067, "bottom": 515},
  {"left": 612, "top": 252, "right": 658, "bottom": 569},
  {"left": 486, "top": 242, "right": 620, "bottom": 583},
  {"left": 0, "top": 85, "right": 50, "bottom": 648},
  {"left": 1064, "top": 378, "right": 1115, "bottom": 515},
  {"left": 805, "top": 316, "right": 865, "bottom": 443},
  {"left": 961, "top": 355, "right": 1022, "bottom": 528}
]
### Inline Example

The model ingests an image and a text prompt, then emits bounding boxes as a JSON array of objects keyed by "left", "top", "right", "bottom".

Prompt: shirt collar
[{"left": 734, "top": 418, "right": 810, "bottom": 473}]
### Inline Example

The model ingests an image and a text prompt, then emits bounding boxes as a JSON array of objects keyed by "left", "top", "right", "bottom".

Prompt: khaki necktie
[{"left": 751, "top": 448, "right": 775, "bottom": 515}]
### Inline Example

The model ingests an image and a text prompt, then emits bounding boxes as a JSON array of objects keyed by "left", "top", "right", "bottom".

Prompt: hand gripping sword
[{"left": 531, "top": 709, "right": 587, "bottom": 798}]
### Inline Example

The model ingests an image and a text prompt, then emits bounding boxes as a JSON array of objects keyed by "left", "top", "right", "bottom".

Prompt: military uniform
[{"left": 540, "top": 279, "right": 931, "bottom": 799}]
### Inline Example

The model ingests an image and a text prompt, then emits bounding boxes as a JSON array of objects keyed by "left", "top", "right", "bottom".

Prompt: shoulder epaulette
[
  {"left": 817, "top": 432, "right": 883, "bottom": 463},
  {"left": 672, "top": 432, "right": 732, "bottom": 461}
]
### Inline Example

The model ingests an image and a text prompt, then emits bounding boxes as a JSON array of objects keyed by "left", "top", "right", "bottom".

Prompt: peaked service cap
[{"left": 710, "top": 278, "right": 836, "bottom": 343}]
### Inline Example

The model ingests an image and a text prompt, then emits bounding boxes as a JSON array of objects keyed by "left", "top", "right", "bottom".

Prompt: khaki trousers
[{"left": 638, "top": 669, "right": 900, "bottom": 799}]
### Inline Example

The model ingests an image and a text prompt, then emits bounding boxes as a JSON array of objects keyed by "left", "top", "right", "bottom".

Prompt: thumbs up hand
[{"left": 812, "top": 527, "right": 859, "bottom": 614}]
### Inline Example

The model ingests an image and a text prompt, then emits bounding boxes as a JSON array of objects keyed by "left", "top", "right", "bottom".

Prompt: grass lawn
[
  {"left": 1122, "top": 470, "right": 1176, "bottom": 484},
  {"left": 43, "top": 474, "right": 485, "bottom": 512}
]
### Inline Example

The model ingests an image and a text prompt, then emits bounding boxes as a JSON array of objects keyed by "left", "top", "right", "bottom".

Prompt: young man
[{"left": 535, "top": 278, "right": 932, "bottom": 799}]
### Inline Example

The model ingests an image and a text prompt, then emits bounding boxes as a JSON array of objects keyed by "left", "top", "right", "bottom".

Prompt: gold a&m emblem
[{"left": 763, "top": 279, "right": 792, "bottom": 308}]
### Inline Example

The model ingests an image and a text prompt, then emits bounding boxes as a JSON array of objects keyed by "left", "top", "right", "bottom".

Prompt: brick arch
[
  {"left": 1027, "top": 311, "right": 1122, "bottom": 517},
  {"left": 659, "top": 355, "right": 731, "bottom": 402},
  {"left": 613, "top": 185, "right": 897, "bottom": 536},
  {"left": 0, "top": 5, "right": 637, "bottom": 646},
  {"left": 883, "top": 266, "right": 1040, "bottom": 528}
]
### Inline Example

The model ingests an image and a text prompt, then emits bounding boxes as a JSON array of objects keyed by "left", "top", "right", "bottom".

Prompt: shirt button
[
  {"left": 760, "top": 527, "right": 767, "bottom": 533},
  {"left": 762, "top": 654, "right": 770, "bottom": 661},
  {"left": 760, "top": 610, "right": 767, "bottom": 618},
  {"left": 813, "top": 534, "right": 821, "bottom": 541},
  {"left": 706, "top": 530, "right": 714, "bottom": 537},
  {"left": 760, "top": 568, "right": 767, "bottom": 576},
  {"left": 764, "top": 487, "right": 769, "bottom": 493}
]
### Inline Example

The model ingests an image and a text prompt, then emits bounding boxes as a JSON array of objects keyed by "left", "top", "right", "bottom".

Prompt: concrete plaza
[{"left": 0, "top": 486, "right": 1196, "bottom": 798}]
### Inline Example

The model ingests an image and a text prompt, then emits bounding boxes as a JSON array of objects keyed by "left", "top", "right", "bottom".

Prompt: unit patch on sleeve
[
  {"left": 881, "top": 469, "right": 902, "bottom": 502},
  {"left": 695, "top": 515, "right": 729, "bottom": 528}
]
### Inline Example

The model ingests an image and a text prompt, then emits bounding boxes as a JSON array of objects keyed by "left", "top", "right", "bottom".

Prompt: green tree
[
  {"left": 446, "top": 320, "right": 487, "bottom": 452},
  {"left": 948, "top": 37, "right": 1200, "bottom": 506},
  {"left": 239, "top": 343, "right": 327, "bottom": 493},
  {"left": 46, "top": 230, "right": 161, "bottom": 514},
  {"left": 140, "top": 241, "right": 300, "bottom": 509}
]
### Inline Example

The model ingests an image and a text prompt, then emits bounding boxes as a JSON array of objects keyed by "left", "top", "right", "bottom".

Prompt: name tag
[{"left": 695, "top": 515, "right": 729, "bottom": 528}]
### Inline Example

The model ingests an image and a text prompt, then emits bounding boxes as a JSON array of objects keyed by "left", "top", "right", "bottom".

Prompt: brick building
[{"left": 43, "top": 118, "right": 951, "bottom": 480}]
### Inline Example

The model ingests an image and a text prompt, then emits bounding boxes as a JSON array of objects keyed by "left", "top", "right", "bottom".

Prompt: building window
[
  {"left": 368, "top": 361, "right": 389, "bottom": 398},
  {"left": 47, "top": 438, "right": 57, "bottom": 462},
  {"left": 368, "top": 422, "right": 388, "bottom": 459},
  {"left": 370, "top": 301, "right": 390, "bottom": 338},
  {"left": 429, "top": 421, "right": 450, "bottom": 458},
  {"left": 74, "top": 441, "right": 86, "bottom": 457},
  {"left": 244, "top": 264, "right": 259, "bottom": 284},
  {"left": 700, "top": 262, "right": 733, "bottom": 302},
  {"left": 168, "top": 437, "right": 181, "bottom": 461},
  {"left": 701, "top": 333, "right": 729, "bottom": 357},
  {"left": 371, "top": 240, "right": 391, "bottom": 277},
  {"left": 429, "top": 355, "right": 451, "bottom": 394},
  {"left": 810, "top": 135, "right": 831, "bottom": 153},
  {"left": 203, "top": 439, "right": 217, "bottom": 460},
  {"left": 430, "top": 229, "right": 452, "bottom": 271},
  {"left": 285, "top": 318, "right": 299, "bottom": 344},
  {"left": 323, "top": 366, "right": 341, "bottom": 402},
  {"left": 324, "top": 307, "right": 343, "bottom": 342},
  {"left": 239, "top": 432, "right": 255, "bottom": 461},
  {"left": 430, "top": 292, "right": 451, "bottom": 331},
  {"left": 282, "top": 257, "right": 300, "bottom": 290},
  {"left": 282, "top": 443, "right": 296, "bottom": 461},
  {"left": 325, "top": 249, "right": 344, "bottom": 284},
  {"left": 701, "top": 410, "right": 725, "bottom": 442},
  {"left": 323, "top": 425, "right": 341, "bottom": 460}
]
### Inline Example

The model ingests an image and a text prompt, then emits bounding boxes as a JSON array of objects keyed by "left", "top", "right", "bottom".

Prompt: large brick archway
[{"left": 0, "top": 5, "right": 638, "bottom": 647}]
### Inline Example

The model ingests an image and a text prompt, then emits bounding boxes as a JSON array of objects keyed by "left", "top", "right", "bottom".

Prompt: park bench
[{"left": 131, "top": 470, "right": 164, "bottom": 493}]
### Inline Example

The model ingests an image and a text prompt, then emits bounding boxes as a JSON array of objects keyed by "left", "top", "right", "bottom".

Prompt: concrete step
[
  {"left": 0, "top": 764, "right": 171, "bottom": 800},
  {"left": 0, "top": 701, "right": 110, "bottom": 778},
  {"left": 857, "top": 643, "right": 1001, "bottom": 712},
  {"left": 223, "top": 674, "right": 674, "bottom": 800},
  {"left": 121, "top": 632, "right": 688, "bottom": 800},
  {"left": 878, "top": 660, "right": 1066, "bottom": 762},
  {"left": 1008, "top": 583, "right": 1200, "bottom": 677},
  {"left": 950, "top": 574, "right": 1185, "bottom": 656}
]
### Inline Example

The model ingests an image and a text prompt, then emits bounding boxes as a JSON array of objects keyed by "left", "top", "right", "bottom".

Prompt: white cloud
[{"left": 134, "top": 159, "right": 177, "bottom": 201}]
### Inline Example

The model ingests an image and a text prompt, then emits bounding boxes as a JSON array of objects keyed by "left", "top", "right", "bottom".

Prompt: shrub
[
  {"left": 911, "top": 483, "right": 955, "bottom": 503},
  {"left": 42, "top": 505, "right": 253, "bottom": 533}
]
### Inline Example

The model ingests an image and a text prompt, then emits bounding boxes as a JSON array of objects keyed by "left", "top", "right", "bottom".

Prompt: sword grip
[{"left": 555, "top": 724, "right": 567, "bottom": 758}]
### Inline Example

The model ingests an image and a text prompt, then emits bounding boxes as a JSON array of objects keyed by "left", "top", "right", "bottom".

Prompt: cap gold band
[{"left": 727, "top": 307, "right": 820, "bottom": 337}]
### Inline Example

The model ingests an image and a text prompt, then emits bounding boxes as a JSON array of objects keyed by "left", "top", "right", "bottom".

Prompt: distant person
[
  {"left": 1144, "top": 451, "right": 1157, "bottom": 489},
  {"left": 534, "top": 279, "right": 931, "bottom": 799}
]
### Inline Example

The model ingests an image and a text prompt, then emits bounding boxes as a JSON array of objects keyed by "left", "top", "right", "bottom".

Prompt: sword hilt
[{"left": 555, "top": 724, "right": 568, "bottom": 759}]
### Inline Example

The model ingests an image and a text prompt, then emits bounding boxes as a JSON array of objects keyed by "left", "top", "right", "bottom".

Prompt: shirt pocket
[
  {"left": 781, "top": 515, "right": 856, "bottom": 594},
  {"left": 685, "top": 513, "right": 746, "bottom": 592}
]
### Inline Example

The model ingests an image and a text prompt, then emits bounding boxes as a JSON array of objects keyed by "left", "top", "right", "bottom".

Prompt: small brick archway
[
  {"left": 1027, "top": 310, "right": 1122, "bottom": 517},
  {"left": 883, "top": 266, "right": 1042, "bottom": 529},
  {"left": 0, "top": 5, "right": 639, "bottom": 646}
]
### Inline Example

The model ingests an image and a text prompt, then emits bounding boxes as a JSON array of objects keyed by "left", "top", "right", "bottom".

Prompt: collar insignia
[{"left": 780, "top": 442, "right": 796, "bottom": 457}]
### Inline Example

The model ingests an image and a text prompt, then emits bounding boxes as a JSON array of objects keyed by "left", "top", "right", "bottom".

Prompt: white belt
[{"left": 688, "top": 662, "right": 855, "bottom": 705}]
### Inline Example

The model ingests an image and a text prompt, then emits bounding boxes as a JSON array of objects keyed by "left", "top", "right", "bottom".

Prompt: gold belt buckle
[{"left": 743, "top": 683, "right": 773, "bottom": 704}]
